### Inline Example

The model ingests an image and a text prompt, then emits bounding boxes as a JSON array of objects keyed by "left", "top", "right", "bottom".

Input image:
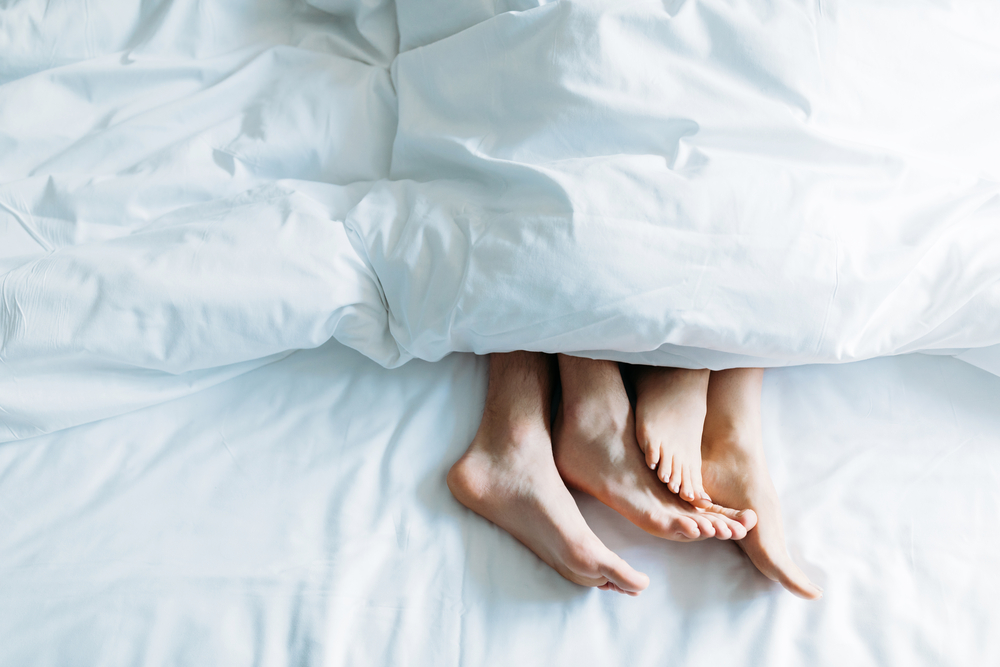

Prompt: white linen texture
[{"left": 3, "top": 1, "right": 999, "bottom": 442}]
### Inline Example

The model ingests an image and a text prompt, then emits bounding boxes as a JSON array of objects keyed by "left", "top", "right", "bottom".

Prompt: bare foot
[
  {"left": 448, "top": 417, "right": 649, "bottom": 594},
  {"left": 554, "top": 356, "right": 757, "bottom": 542},
  {"left": 448, "top": 352, "right": 649, "bottom": 594},
  {"left": 633, "top": 366, "right": 711, "bottom": 503},
  {"left": 701, "top": 368, "right": 823, "bottom": 600}
]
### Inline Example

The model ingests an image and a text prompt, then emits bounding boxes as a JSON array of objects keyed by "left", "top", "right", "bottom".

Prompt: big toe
[
  {"left": 565, "top": 540, "right": 650, "bottom": 595},
  {"left": 599, "top": 555, "right": 650, "bottom": 595},
  {"left": 740, "top": 536, "right": 821, "bottom": 599}
]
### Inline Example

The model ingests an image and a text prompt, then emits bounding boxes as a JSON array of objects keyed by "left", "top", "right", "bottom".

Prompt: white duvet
[{"left": 3, "top": 0, "right": 1000, "bottom": 441}]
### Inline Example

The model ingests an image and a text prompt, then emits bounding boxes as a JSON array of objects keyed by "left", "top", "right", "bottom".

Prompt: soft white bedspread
[
  {"left": 2, "top": 1, "right": 1000, "bottom": 663},
  {"left": 3, "top": 0, "right": 1000, "bottom": 442}
]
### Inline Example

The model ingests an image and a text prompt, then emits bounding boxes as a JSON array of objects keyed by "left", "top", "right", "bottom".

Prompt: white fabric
[
  {"left": 1, "top": 342, "right": 998, "bottom": 666},
  {"left": 366, "top": 0, "right": 1000, "bottom": 367},
  {"left": 2, "top": 1, "right": 1000, "bottom": 663},
  {"left": 4, "top": 0, "right": 1000, "bottom": 442}
]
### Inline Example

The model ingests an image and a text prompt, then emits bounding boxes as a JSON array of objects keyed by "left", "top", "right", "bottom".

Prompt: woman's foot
[
  {"left": 633, "top": 366, "right": 711, "bottom": 503},
  {"left": 448, "top": 352, "right": 649, "bottom": 594},
  {"left": 701, "top": 369, "right": 823, "bottom": 600},
  {"left": 554, "top": 356, "right": 756, "bottom": 542}
]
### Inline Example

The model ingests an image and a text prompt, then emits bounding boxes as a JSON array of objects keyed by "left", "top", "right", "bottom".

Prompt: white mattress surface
[{"left": 1, "top": 346, "right": 998, "bottom": 665}]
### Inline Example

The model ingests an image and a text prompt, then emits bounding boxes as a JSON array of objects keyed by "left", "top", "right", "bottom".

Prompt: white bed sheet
[{"left": 1, "top": 345, "right": 998, "bottom": 666}]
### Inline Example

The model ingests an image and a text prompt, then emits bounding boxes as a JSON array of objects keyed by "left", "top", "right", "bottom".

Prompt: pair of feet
[{"left": 447, "top": 353, "right": 822, "bottom": 599}]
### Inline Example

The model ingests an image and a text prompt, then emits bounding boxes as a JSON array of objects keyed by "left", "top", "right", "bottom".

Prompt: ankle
[
  {"left": 702, "top": 421, "right": 763, "bottom": 461},
  {"left": 560, "top": 391, "right": 629, "bottom": 433},
  {"left": 475, "top": 412, "right": 548, "bottom": 450},
  {"left": 635, "top": 366, "right": 710, "bottom": 394}
]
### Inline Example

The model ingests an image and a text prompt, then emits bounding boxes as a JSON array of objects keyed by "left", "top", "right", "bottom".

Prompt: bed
[{"left": 2, "top": 1, "right": 999, "bottom": 664}]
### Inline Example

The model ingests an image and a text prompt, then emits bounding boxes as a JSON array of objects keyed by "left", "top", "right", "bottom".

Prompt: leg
[
  {"left": 700, "top": 368, "right": 823, "bottom": 599},
  {"left": 553, "top": 355, "right": 756, "bottom": 542},
  {"left": 447, "top": 352, "right": 649, "bottom": 594},
  {"left": 632, "top": 366, "right": 711, "bottom": 502}
]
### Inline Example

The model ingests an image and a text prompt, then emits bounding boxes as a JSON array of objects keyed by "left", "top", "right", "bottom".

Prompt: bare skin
[
  {"left": 633, "top": 366, "right": 712, "bottom": 503},
  {"left": 553, "top": 355, "right": 757, "bottom": 542},
  {"left": 700, "top": 368, "right": 823, "bottom": 600},
  {"left": 447, "top": 352, "right": 650, "bottom": 595}
]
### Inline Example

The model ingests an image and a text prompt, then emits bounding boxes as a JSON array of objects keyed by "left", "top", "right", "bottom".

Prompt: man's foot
[
  {"left": 448, "top": 352, "right": 649, "bottom": 594},
  {"left": 554, "top": 356, "right": 757, "bottom": 542},
  {"left": 633, "top": 366, "right": 712, "bottom": 503},
  {"left": 448, "top": 418, "right": 649, "bottom": 594},
  {"left": 701, "top": 369, "right": 823, "bottom": 600}
]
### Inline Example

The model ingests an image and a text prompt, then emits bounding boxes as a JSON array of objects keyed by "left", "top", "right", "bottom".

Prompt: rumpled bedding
[
  {"left": 2, "top": 0, "right": 1000, "bottom": 441},
  {"left": 3, "top": 2, "right": 1000, "bottom": 665}
]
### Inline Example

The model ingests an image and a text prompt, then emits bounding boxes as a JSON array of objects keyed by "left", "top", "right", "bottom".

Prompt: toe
[
  {"left": 668, "top": 458, "right": 682, "bottom": 494},
  {"left": 774, "top": 558, "right": 822, "bottom": 599},
  {"left": 727, "top": 518, "right": 748, "bottom": 540},
  {"left": 739, "top": 531, "right": 821, "bottom": 600},
  {"left": 710, "top": 515, "right": 733, "bottom": 540},
  {"left": 702, "top": 504, "right": 758, "bottom": 532},
  {"left": 675, "top": 516, "right": 701, "bottom": 540},
  {"left": 692, "top": 468, "right": 708, "bottom": 503},
  {"left": 657, "top": 457, "right": 672, "bottom": 484},
  {"left": 645, "top": 442, "right": 660, "bottom": 470},
  {"left": 693, "top": 514, "right": 715, "bottom": 538},
  {"left": 599, "top": 581, "right": 629, "bottom": 595},
  {"left": 591, "top": 548, "right": 650, "bottom": 595},
  {"left": 736, "top": 509, "right": 758, "bottom": 531},
  {"left": 756, "top": 550, "right": 821, "bottom": 599},
  {"left": 680, "top": 470, "right": 695, "bottom": 501}
]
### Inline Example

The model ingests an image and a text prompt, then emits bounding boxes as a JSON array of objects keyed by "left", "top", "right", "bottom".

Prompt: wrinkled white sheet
[
  {"left": 1, "top": 343, "right": 998, "bottom": 666},
  {"left": 2, "top": 1, "right": 1000, "bottom": 663}
]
